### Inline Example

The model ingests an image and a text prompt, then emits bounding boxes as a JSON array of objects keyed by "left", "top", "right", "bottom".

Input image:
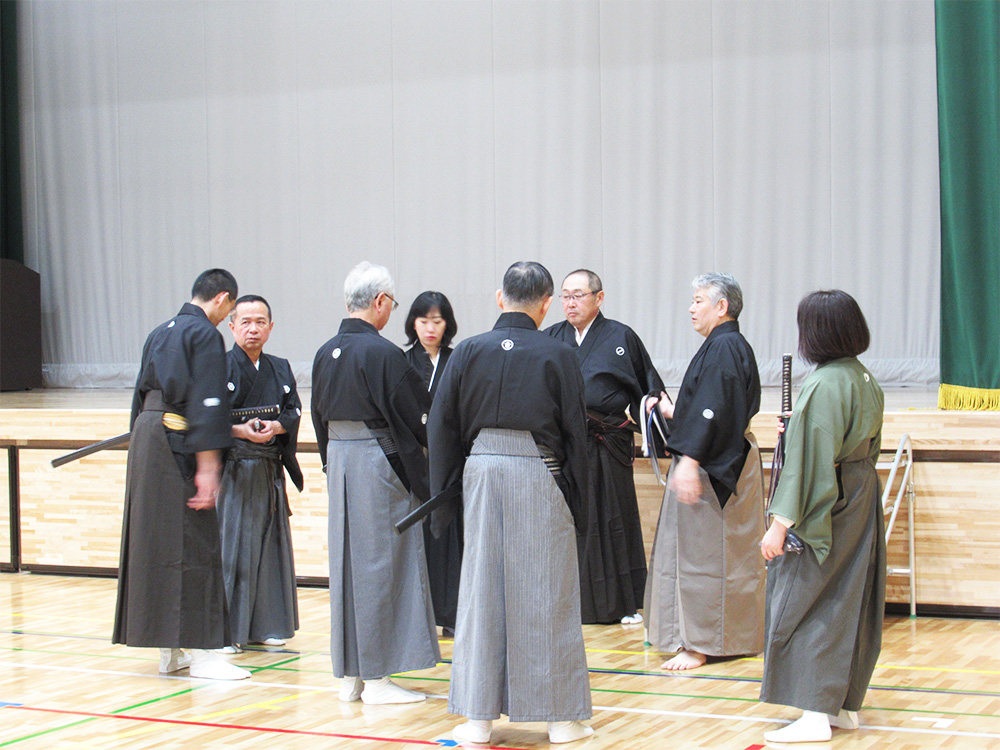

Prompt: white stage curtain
[{"left": 18, "top": 0, "right": 939, "bottom": 389}]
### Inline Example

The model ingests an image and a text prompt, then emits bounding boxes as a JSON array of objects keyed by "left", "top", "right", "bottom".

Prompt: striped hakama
[
  {"left": 449, "top": 428, "right": 592, "bottom": 723},
  {"left": 326, "top": 421, "right": 440, "bottom": 680},
  {"left": 217, "top": 440, "right": 299, "bottom": 645},
  {"left": 760, "top": 441, "right": 886, "bottom": 714},
  {"left": 645, "top": 433, "right": 766, "bottom": 658}
]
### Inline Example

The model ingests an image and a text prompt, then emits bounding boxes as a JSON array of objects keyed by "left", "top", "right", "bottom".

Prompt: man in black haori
[
  {"left": 428, "top": 261, "right": 594, "bottom": 745},
  {"left": 547, "top": 269, "right": 664, "bottom": 625},
  {"left": 113, "top": 268, "right": 250, "bottom": 680},
  {"left": 216, "top": 295, "right": 302, "bottom": 653},
  {"left": 645, "top": 272, "right": 765, "bottom": 671},
  {"left": 311, "top": 261, "right": 439, "bottom": 705}
]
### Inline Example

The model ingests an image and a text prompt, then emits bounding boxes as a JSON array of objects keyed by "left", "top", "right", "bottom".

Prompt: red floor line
[{"left": 9, "top": 705, "right": 515, "bottom": 748}]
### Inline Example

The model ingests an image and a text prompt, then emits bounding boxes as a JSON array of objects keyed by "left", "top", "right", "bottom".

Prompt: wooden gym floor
[{"left": 1, "top": 573, "right": 998, "bottom": 749}]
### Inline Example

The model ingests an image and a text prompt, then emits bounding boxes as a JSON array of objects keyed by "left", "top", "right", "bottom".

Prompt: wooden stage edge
[{"left": 1, "top": 387, "right": 998, "bottom": 616}]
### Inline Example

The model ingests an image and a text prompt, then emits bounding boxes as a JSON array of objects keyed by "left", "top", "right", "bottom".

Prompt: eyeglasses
[
  {"left": 559, "top": 291, "right": 596, "bottom": 302},
  {"left": 383, "top": 293, "right": 399, "bottom": 311}
]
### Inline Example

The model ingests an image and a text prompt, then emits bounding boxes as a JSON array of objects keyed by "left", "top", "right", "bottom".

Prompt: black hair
[
  {"left": 404, "top": 291, "right": 458, "bottom": 347},
  {"left": 191, "top": 268, "right": 238, "bottom": 303},
  {"left": 502, "top": 261, "right": 554, "bottom": 306},
  {"left": 797, "top": 289, "right": 871, "bottom": 365},
  {"left": 232, "top": 294, "right": 272, "bottom": 321}
]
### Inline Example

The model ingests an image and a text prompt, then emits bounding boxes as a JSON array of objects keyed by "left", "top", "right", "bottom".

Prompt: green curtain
[{"left": 935, "top": 0, "right": 1000, "bottom": 410}]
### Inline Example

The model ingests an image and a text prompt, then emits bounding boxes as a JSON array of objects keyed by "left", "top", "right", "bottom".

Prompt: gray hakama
[
  {"left": 645, "top": 433, "right": 765, "bottom": 657},
  {"left": 217, "top": 440, "right": 299, "bottom": 645},
  {"left": 449, "top": 429, "right": 592, "bottom": 723},
  {"left": 326, "top": 421, "right": 440, "bottom": 680},
  {"left": 760, "top": 441, "right": 886, "bottom": 714},
  {"left": 113, "top": 391, "right": 229, "bottom": 648}
]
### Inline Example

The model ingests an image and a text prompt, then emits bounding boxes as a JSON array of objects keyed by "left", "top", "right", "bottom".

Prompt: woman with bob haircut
[
  {"left": 404, "top": 291, "right": 458, "bottom": 401},
  {"left": 403, "top": 291, "right": 462, "bottom": 634},
  {"left": 758, "top": 290, "right": 885, "bottom": 743}
]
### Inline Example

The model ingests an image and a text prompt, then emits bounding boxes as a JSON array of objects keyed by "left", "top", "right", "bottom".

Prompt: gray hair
[
  {"left": 563, "top": 268, "right": 603, "bottom": 293},
  {"left": 692, "top": 272, "right": 744, "bottom": 320},
  {"left": 344, "top": 261, "right": 395, "bottom": 312}
]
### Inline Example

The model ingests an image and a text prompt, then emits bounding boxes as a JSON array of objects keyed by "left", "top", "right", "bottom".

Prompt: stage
[
  {"left": 1, "top": 387, "right": 999, "bottom": 749},
  {"left": 1, "top": 387, "right": 998, "bottom": 614}
]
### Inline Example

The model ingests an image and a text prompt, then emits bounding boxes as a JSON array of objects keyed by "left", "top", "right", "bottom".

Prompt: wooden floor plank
[{"left": 2, "top": 573, "right": 998, "bottom": 749}]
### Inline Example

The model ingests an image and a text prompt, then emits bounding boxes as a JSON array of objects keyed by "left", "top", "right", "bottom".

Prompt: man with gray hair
[
  {"left": 428, "top": 261, "right": 594, "bottom": 745},
  {"left": 311, "top": 261, "right": 440, "bottom": 704},
  {"left": 645, "top": 272, "right": 765, "bottom": 671}
]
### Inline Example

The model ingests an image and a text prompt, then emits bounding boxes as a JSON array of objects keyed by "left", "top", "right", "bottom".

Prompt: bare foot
[{"left": 660, "top": 649, "right": 707, "bottom": 671}]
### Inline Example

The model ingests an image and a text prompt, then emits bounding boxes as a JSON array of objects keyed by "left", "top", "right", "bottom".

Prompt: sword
[
  {"left": 766, "top": 354, "right": 803, "bottom": 554},
  {"left": 50, "top": 404, "right": 281, "bottom": 468},
  {"left": 639, "top": 391, "right": 672, "bottom": 486},
  {"left": 394, "top": 483, "right": 462, "bottom": 535}
]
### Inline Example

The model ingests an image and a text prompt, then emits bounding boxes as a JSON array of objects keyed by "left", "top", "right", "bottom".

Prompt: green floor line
[
  {"left": 393, "top": 676, "right": 1000, "bottom": 719},
  {"left": 110, "top": 687, "right": 202, "bottom": 714},
  {"left": 0, "top": 716, "right": 98, "bottom": 747},
  {"left": 246, "top": 654, "right": 309, "bottom": 673}
]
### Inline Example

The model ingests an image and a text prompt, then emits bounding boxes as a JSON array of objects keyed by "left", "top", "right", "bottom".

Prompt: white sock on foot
[
  {"left": 548, "top": 720, "right": 594, "bottom": 743},
  {"left": 360, "top": 676, "right": 425, "bottom": 704},
  {"left": 158, "top": 648, "right": 191, "bottom": 673},
  {"left": 189, "top": 649, "right": 252, "bottom": 680},
  {"left": 452, "top": 719, "right": 493, "bottom": 744},
  {"left": 339, "top": 675, "right": 363, "bottom": 702},
  {"left": 828, "top": 709, "right": 859, "bottom": 729},
  {"left": 763, "top": 710, "right": 831, "bottom": 743}
]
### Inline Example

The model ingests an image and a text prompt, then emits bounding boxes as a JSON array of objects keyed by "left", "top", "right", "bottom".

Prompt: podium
[{"left": 0, "top": 259, "right": 43, "bottom": 390}]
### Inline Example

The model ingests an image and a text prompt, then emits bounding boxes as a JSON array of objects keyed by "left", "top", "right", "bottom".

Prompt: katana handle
[
  {"left": 766, "top": 354, "right": 794, "bottom": 515},
  {"left": 231, "top": 404, "right": 280, "bottom": 424},
  {"left": 780, "top": 353, "right": 793, "bottom": 416}
]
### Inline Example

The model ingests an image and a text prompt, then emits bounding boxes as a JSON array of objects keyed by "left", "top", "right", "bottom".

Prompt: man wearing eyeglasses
[
  {"left": 311, "top": 261, "right": 439, "bottom": 705},
  {"left": 547, "top": 269, "right": 664, "bottom": 626}
]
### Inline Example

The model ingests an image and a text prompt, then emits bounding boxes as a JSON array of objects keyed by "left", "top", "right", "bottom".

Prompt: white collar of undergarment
[
  {"left": 575, "top": 319, "right": 595, "bottom": 346},
  {"left": 427, "top": 351, "right": 440, "bottom": 391}
]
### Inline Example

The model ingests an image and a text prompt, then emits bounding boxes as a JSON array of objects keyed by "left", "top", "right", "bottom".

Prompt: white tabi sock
[
  {"left": 828, "top": 709, "right": 860, "bottom": 729},
  {"left": 339, "top": 675, "right": 363, "bottom": 702},
  {"left": 360, "top": 676, "right": 425, "bottom": 704},
  {"left": 188, "top": 649, "right": 252, "bottom": 681},
  {"left": 548, "top": 720, "right": 595, "bottom": 743},
  {"left": 763, "top": 710, "right": 832, "bottom": 743},
  {"left": 158, "top": 648, "right": 191, "bottom": 673},
  {"left": 452, "top": 719, "right": 493, "bottom": 744}
]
